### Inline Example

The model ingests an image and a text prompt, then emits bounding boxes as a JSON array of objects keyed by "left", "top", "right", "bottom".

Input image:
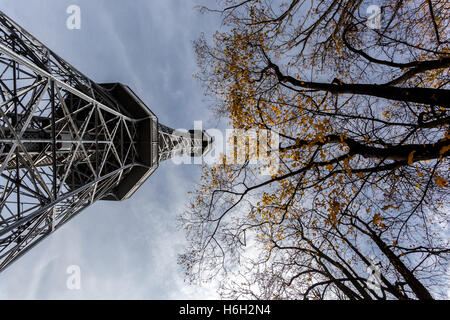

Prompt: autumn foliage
[{"left": 179, "top": 0, "right": 449, "bottom": 299}]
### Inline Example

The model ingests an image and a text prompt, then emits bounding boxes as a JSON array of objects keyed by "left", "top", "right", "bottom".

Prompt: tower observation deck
[{"left": 0, "top": 11, "right": 212, "bottom": 272}]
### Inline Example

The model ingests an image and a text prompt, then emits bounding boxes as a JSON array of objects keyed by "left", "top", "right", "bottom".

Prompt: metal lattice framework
[
  {"left": 158, "top": 123, "right": 205, "bottom": 162},
  {"left": 0, "top": 11, "right": 211, "bottom": 273}
]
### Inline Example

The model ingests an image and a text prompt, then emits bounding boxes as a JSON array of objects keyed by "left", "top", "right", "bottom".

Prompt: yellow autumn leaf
[
  {"left": 439, "top": 145, "right": 450, "bottom": 156},
  {"left": 416, "top": 169, "right": 423, "bottom": 178},
  {"left": 435, "top": 176, "right": 448, "bottom": 188},
  {"left": 408, "top": 150, "right": 416, "bottom": 165}
]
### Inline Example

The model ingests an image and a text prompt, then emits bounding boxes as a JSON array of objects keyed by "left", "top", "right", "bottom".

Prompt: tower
[{"left": 0, "top": 12, "right": 212, "bottom": 273}]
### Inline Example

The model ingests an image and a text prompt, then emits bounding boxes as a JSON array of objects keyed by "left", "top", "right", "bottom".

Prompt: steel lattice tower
[{"left": 0, "top": 12, "right": 212, "bottom": 273}]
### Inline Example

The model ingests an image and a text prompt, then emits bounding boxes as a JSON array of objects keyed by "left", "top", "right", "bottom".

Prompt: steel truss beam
[{"left": 0, "top": 11, "right": 140, "bottom": 272}]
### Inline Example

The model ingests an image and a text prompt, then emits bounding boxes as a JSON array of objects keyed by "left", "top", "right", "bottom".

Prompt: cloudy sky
[{"left": 0, "top": 0, "right": 223, "bottom": 299}]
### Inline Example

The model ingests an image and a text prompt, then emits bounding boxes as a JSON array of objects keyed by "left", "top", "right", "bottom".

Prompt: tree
[{"left": 179, "top": 0, "right": 449, "bottom": 299}]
